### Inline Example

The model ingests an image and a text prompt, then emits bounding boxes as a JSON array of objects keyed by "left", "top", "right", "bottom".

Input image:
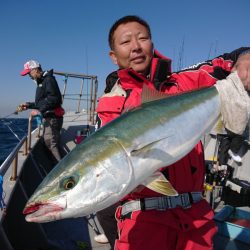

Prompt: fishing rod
[
  {"left": 1, "top": 117, "right": 27, "bottom": 134},
  {"left": 0, "top": 111, "right": 18, "bottom": 120},
  {"left": 0, "top": 110, "right": 25, "bottom": 141},
  {"left": 2, "top": 122, "right": 22, "bottom": 142},
  {"left": 1, "top": 103, "right": 28, "bottom": 120}
]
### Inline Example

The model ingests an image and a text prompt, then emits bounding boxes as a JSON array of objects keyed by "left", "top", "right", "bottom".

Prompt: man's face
[
  {"left": 29, "top": 68, "right": 40, "bottom": 80},
  {"left": 109, "top": 22, "right": 153, "bottom": 75}
]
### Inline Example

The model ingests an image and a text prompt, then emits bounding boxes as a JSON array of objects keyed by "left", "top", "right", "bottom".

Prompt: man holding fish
[
  {"left": 23, "top": 15, "right": 250, "bottom": 250},
  {"left": 95, "top": 16, "right": 250, "bottom": 249}
]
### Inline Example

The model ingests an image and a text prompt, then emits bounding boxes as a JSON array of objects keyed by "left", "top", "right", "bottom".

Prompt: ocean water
[{"left": 0, "top": 118, "right": 34, "bottom": 166}]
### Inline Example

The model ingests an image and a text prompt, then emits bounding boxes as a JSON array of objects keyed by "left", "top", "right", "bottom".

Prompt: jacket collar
[{"left": 117, "top": 49, "right": 172, "bottom": 90}]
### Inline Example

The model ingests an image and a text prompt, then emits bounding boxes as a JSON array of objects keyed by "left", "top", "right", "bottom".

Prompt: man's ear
[{"left": 109, "top": 50, "right": 118, "bottom": 65}]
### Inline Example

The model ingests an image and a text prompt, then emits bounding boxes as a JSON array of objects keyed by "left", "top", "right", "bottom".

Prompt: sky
[{"left": 0, "top": 0, "right": 249, "bottom": 118}]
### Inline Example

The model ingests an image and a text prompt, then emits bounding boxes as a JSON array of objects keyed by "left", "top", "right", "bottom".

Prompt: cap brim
[{"left": 20, "top": 69, "right": 31, "bottom": 76}]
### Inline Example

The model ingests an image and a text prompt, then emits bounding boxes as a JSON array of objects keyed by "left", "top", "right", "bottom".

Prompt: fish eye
[{"left": 60, "top": 175, "right": 79, "bottom": 190}]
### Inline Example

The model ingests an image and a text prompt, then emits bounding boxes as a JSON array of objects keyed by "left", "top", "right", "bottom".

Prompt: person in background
[
  {"left": 218, "top": 125, "right": 250, "bottom": 166},
  {"left": 219, "top": 128, "right": 245, "bottom": 165},
  {"left": 217, "top": 75, "right": 250, "bottom": 167},
  {"left": 227, "top": 131, "right": 244, "bottom": 163},
  {"left": 94, "top": 203, "right": 118, "bottom": 248},
  {"left": 18, "top": 60, "right": 64, "bottom": 164},
  {"left": 95, "top": 15, "right": 250, "bottom": 250}
]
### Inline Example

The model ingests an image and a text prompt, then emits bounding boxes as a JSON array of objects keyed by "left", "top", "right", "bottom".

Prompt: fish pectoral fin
[
  {"left": 142, "top": 171, "right": 178, "bottom": 196},
  {"left": 130, "top": 137, "right": 170, "bottom": 157},
  {"left": 210, "top": 115, "right": 224, "bottom": 135}
]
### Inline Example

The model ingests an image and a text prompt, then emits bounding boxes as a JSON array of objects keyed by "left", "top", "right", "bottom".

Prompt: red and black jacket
[{"left": 96, "top": 47, "right": 250, "bottom": 200}]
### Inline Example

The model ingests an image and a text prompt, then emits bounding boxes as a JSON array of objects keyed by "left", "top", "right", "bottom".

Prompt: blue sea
[{"left": 0, "top": 118, "right": 35, "bottom": 166}]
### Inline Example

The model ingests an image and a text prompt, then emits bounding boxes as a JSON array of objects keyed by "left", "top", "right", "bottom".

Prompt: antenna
[
  {"left": 214, "top": 40, "right": 218, "bottom": 58},
  {"left": 207, "top": 42, "right": 213, "bottom": 60},
  {"left": 177, "top": 36, "right": 185, "bottom": 71},
  {"left": 207, "top": 40, "right": 218, "bottom": 60},
  {"left": 85, "top": 46, "right": 89, "bottom": 74},
  {"left": 85, "top": 46, "right": 89, "bottom": 125}
]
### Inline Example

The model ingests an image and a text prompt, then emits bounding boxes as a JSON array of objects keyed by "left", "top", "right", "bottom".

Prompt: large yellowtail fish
[{"left": 23, "top": 85, "right": 220, "bottom": 223}]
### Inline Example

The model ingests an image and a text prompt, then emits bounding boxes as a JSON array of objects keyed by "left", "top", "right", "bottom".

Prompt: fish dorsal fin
[
  {"left": 141, "top": 83, "right": 168, "bottom": 104},
  {"left": 141, "top": 171, "right": 178, "bottom": 196},
  {"left": 122, "top": 83, "right": 168, "bottom": 114}
]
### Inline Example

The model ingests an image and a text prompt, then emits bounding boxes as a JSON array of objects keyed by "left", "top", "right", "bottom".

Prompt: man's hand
[
  {"left": 30, "top": 109, "right": 40, "bottom": 117},
  {"left": 232, "top": 53, "right": 250, "bottom": 91},
  {"left": 16, "top": 103, "right": 28, "bottom": 112}
]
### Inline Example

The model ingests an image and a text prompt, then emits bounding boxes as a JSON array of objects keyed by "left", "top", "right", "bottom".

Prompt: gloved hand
[{"left": 232, "top": 53, "right": 250, "bottom": 91}]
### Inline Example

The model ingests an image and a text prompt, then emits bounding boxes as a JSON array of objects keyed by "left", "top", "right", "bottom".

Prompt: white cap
[{"left": 20, "top": 60, "right": 40, "bottom": 76}]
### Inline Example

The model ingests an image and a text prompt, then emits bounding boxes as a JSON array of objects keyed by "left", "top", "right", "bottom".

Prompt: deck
[
  {"left": 0, "top": 111, "right": 111, "bottom": 250},
  {"left": 205, "top": 131, "right": 250, "bottom": 249}
]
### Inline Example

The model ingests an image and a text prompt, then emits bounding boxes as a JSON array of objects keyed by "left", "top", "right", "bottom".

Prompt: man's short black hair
[{"left": 108, "top": 15, "right": 152, "bottom": 50}]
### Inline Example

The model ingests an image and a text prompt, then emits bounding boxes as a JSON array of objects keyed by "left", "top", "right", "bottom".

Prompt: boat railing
[
  {"left": 0, "top": 71, "right": 98, "bottom": 182},
  {"left": 0, "top": 71, "right": 99, "bottom": 249},
  {"left": 0, "top": 115, "right": 38, "bottom": 180},
  {"left": 54, "top": 71, "right": 98, "bottom": 125},
  {"left": 0, "top": 136, "right": 27, "bottom": 179}
]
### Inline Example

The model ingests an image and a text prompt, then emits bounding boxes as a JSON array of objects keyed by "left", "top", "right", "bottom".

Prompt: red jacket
[{"left": 96, "top": 47, "right": 249, "bottom": 200}]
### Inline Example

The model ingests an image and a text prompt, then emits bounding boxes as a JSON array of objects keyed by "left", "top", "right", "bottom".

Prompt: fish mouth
[{"left": 23, "top": 198, "right": 66, "bottom": 223}]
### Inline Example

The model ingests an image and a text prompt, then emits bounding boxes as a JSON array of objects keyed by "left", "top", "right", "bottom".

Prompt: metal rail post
[
  {"left": 27, "top": 116, "right": 33, "bottom": 152},
  {"left": 62, "top": 75, "right": 68, "bottom": 103},
  {"left": 89, "top": 78, "right": 94, "bottom": 124},
  {"left": 10, "top": 155, "right": 18, "bottom": 181},
  {"left": 77, "top": 79, "right": 84, "bottom": 113}
]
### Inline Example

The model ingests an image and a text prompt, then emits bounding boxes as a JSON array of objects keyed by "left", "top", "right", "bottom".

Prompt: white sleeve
[{"left": 215, "top": 72, "right": 250, "bottom": 134}]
